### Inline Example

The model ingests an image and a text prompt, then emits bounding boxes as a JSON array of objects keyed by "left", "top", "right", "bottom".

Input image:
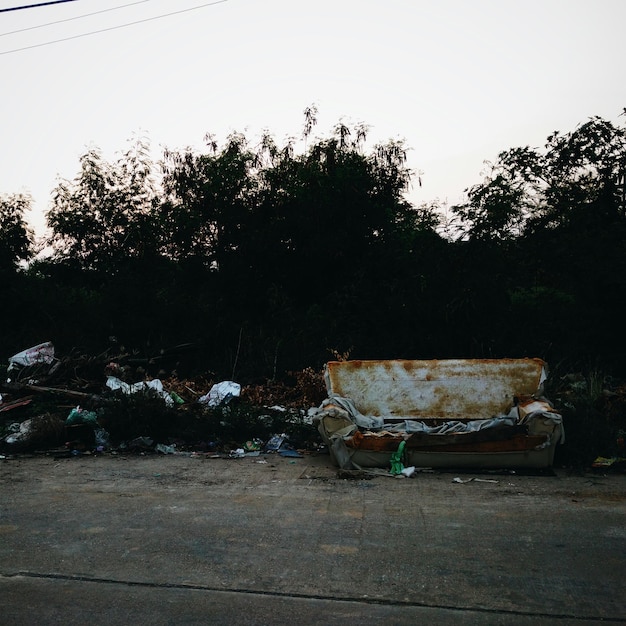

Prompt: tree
[
  {"left": 46, "top": 135, "right": 161, "bottom": 272},
  {"left": 159, "top": 132, "right": 260, "bottom": 269},
  {"left": 160, "top": 117, "right": 428, "bottom": 288},
  {"left": 0, "top": 192, "right": 34, "bottom": 271},
  {"left": 451, "top": 113, "right": 626, "bottom": 241},
  {"left": 252, "top": 125, "right": 419, "bottom": 284},
  {"left": 449, "top": 112, "right": 626, "bottom": 369},
  {"left": 157, "top": 113, "right": 442, "bottom": 373}
]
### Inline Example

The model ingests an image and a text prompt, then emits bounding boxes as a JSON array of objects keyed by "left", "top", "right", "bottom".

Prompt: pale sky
[{"left": 1, "top": 0, "right": 624, "bottom": 237}]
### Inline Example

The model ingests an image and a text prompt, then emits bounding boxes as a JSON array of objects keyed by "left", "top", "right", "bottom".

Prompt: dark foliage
[
  {"left": 1, "top": 110, "right": 625, "bottom": 464},
  {"left": 2, "top": 112, "right": 624, "bottom": 376}
]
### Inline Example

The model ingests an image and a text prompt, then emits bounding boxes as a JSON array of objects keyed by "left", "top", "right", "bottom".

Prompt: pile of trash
[{"left": 0, "top": 342, "right": 326, "bottom": 458}]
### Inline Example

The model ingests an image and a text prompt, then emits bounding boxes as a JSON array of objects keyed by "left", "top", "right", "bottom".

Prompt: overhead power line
[
  {"left": 0, "top": 0, "right": 81, "bottom": 13},
  {"left": 0, "top": 0, "right": 229, "bottom": 55},
  {"left": 1, "top": 0, "right": 155, "bottom": 38}
]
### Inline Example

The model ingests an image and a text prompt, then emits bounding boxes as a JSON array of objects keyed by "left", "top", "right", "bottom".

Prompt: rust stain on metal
[{"left": 326, "top": 358, "right": 545, "bottom": 421}]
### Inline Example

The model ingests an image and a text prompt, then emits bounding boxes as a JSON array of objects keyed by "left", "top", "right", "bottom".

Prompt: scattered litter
[
  {"left": 389, "top": 440, "right": 407, "bottom": 475},
  {"left": 592, "top": 456, "right": 626, "bottom": 468},
  {"left": 8, "top": 342, "right": 55, "bottom": 372},
  {"left": 0, "top": 346, "right": 323, "bottom": 456},
  {"left": 5, "top": 419, "right": 32, "bottom": 445},
  {"left": 453, "top": 477, "right": 499, "bottom": 484},
  {"left": 94, "top": 427, "right": 110, "bottom": 450},
  {"left": 400, "top": 466, "right": 416, "bottom": 477},
  {"left": 198, "top": 381, "right": 241, "bottom": 406},
  {"left": 265, "top": 433, "right": 287, "bottom": 452},
  {"left": 278, "top": 449, "right": 303, "bottom": 458},
  {"left": 2, "top": 413, "right": 67, "bottom": 449},
  {"left": 244, "top": 439, "right": 263, "bottom": 452},
  {"left": 122, "top": 436, "right": 154, "bottom": 451},
  {"left": 170, "top": 391, "right": 185, "bottom": 405},
  {"left": 65, "top": 406, "right": 99, "bottom": 427},
  {"left": 106, "top": 376, "right": 175, "bottom": 406}
]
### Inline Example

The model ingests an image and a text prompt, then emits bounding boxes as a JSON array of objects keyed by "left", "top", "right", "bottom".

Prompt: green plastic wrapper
[
  {"left": 65, "top": 407, "right": 99, "bottom": 427},
  {"left": 389, "top": 440, "right": 406, "bottom": 475}
]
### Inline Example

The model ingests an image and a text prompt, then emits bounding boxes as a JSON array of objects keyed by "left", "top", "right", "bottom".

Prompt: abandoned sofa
[{"left": 312, "top": 358, "right": 564, "bottom": 470}]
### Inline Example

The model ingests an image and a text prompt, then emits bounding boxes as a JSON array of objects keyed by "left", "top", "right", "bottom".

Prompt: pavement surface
[{"left": 0, "top": 452, "right": 624, "bottom": 625}]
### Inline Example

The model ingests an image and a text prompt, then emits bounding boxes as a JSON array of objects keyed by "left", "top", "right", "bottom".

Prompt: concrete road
[{"left": 0, "top": 453, "right": 624, "bottom": 625}]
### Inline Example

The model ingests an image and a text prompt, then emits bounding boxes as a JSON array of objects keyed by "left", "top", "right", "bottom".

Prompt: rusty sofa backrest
[{"left": 324, "top": 358, "right": 546, "bottom": 422}]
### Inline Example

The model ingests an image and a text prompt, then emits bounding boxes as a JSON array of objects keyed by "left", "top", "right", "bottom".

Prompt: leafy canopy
[{"left": 0, "top": 192, "right": 34, "bottom": 271}]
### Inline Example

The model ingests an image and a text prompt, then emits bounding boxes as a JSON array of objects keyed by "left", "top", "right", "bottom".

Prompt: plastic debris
[
  {"left": 244, "top": 439, "right": 263, "bottom": 452},
  {"left": 123, "top": 436, "right": 154, "bottom": 450},
  {"left": 94, "top": 427, "right": 110, "bottom": 450},
  {"left": 65, "top": 406, "right": 99, "bottom": 427},
  {"left": 265, "top": 433, "right": 287, "bottom": 452},
  {"left": 389, "top": 440, "right": 406, "bottom": 475},
  {"left": 155, "top": 443, "right": 176, "bottom": 454},
  {"left": 592, "top": 456, "right": 626, "bottom": 468},
  {"left": 5, "top": 420, "right": 32, "bottom": 445},
  {"left": 198, "top": 381, "right": 241, "bottom": 406},
  {"left": 278, "top": 449, "right": 303, "bottom": 458},
  {"left": 106, "top": 376, "right": 175, "bottom": 407},
  {"left": 170, "top": 391, "right": 185, "bottom": 405},
  {"left": 8, "top": 342, "right": 55, "bottom": 371},
  {"left": 0, "top": 346, "right": 325, "bottom": 456}
]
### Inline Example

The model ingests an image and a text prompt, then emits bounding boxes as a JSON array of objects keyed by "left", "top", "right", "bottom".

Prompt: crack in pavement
[{"left": 2, "top": 571, "right": 623, "bottom": 623}]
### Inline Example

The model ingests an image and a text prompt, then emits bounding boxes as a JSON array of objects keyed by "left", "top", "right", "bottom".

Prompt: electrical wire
[
  {"left": 0, "top": 0, "right": 229, "bottom": 55},
  {"left": 0, "top": 0, "right": 81, "bottom": 13},
  {"left": 1, "top": 0, "right": 155, "bottom": 38}
]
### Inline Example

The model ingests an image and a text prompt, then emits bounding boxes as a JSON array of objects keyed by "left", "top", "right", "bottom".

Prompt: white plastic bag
[
  {"left": 198, "top": 381, "right": 241, "bottom": 406},
  {"left": 8, "top": 342, "right": 55, "bottom": 371}
]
